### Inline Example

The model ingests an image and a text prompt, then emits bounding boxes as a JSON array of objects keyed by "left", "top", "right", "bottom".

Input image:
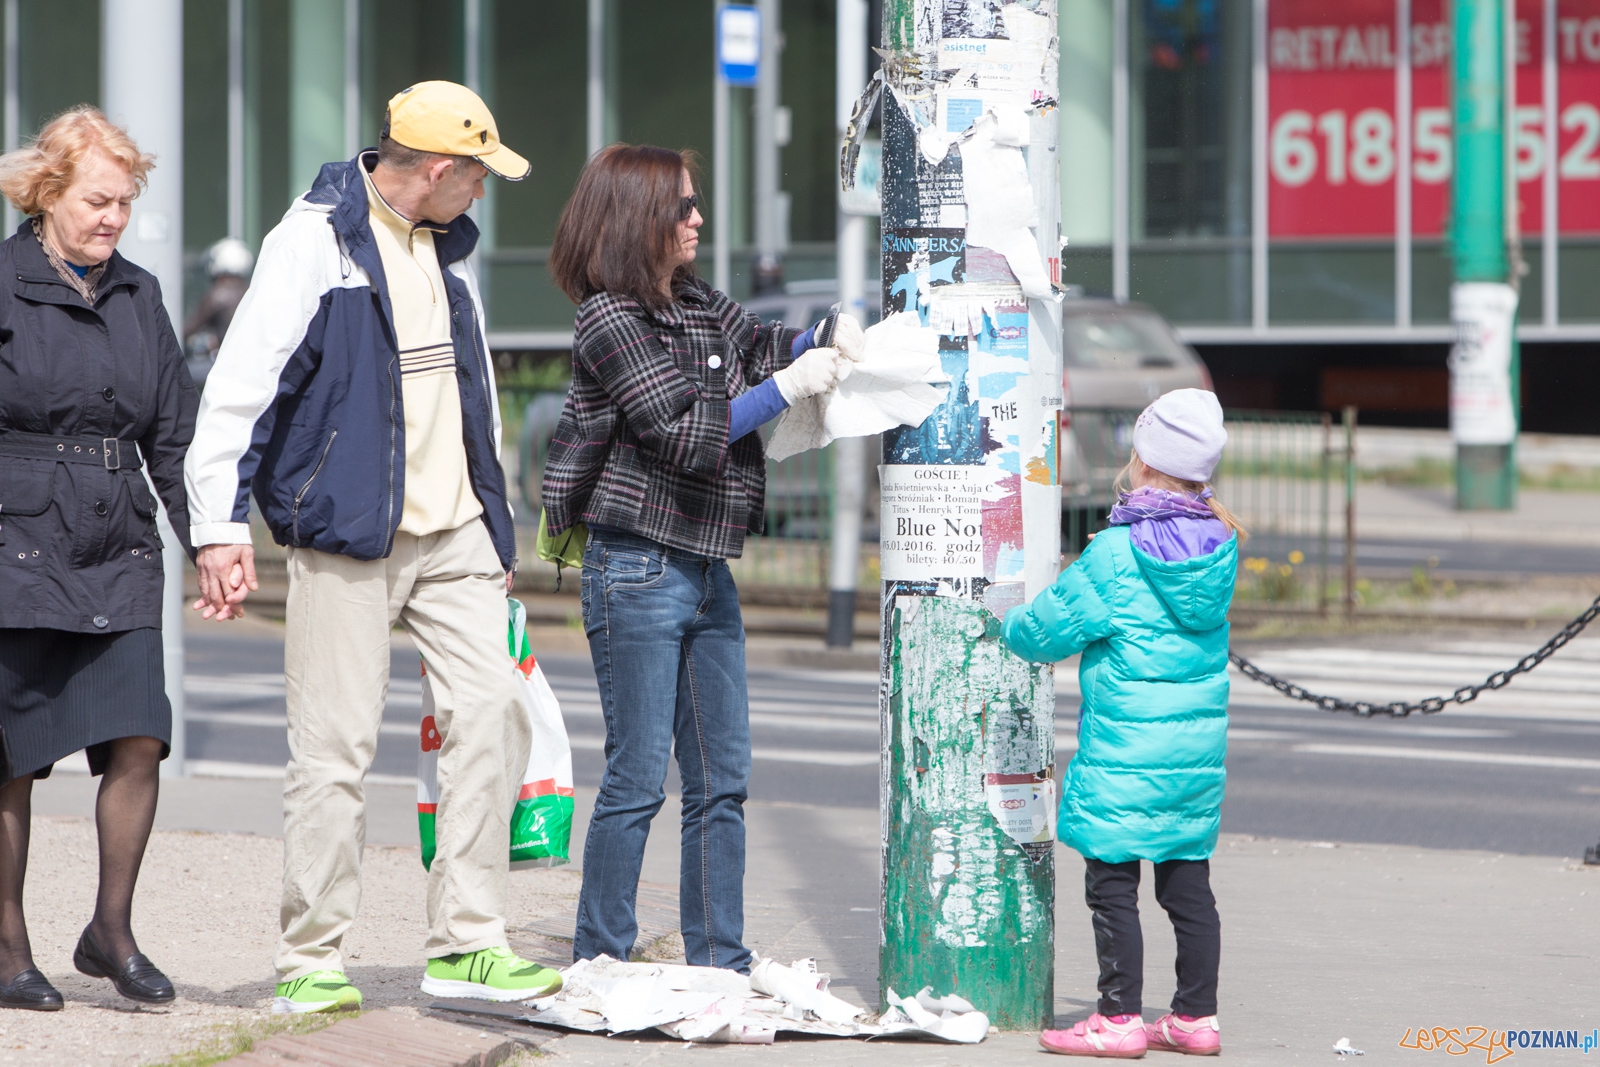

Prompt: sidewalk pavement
[
  {"left": 1355, "top": 426, "right": 1600, "bottom": 473},
  {"left": 28, "top": 771, "right": 1600, "bottom": 1066},
  {"left": 1356, "top": 481, "right": 1600, "bottom": 547}
]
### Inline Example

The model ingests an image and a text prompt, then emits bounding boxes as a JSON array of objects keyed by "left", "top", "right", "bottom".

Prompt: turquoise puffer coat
[{"left": 1002, "top": 525, "right": 1236, "bottom": 863}]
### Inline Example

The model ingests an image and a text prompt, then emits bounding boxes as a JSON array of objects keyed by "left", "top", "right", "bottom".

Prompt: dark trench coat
[{"left": 0, "top": 221, "right": 197, "bottom": 633}]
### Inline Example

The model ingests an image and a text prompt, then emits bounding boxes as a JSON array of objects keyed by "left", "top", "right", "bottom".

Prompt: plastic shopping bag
[{"left": 417, "top": 598, "right": 574, "bottom": 870}]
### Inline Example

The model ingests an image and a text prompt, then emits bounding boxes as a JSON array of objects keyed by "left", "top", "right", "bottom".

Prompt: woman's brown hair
[{"left": 548, "top": 144, "right": 699, "bottom": 311}]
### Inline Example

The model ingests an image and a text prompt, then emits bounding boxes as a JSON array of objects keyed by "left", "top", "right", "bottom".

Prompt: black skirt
[{"left": 0, "top": 627, "right": 171, "bottom": 782}]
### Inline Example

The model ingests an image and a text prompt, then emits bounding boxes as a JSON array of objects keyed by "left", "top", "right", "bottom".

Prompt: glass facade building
[
  {"left": 4, "top": 0, "right": 1596, "bottom": 376},
  {"left": 1059, "top": 0, "right": 1600, "bottom": 345}
]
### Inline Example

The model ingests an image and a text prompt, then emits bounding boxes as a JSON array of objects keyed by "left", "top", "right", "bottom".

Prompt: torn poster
[
  {"left": 766, "top": 312, "right": 950, "bottom": 461},
  {"left": 884, "top": 228, "right": 966, "bottom": 320},
  {"left": 883, "top": 332, "right": 985, "bottom": 466},
  {"left": 942, "top": 0, "right": 1008, "bottom": 38},
  {"left": 1448, "top": 281, "right": 1519, "bottom": 446},
  {"left": 960, "top": 109, "right": 1052, "bottom": 299},
  {"left": 984, "top": 770, "right": 1056, "bottom": 863},
  {"left": 514, "top": 954, "right": 991, "bottom": 1044}
]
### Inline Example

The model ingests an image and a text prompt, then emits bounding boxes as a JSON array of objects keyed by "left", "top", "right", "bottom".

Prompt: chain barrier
[{"left": 1229, "top": 594, "right": 1600, "bottom": 717}]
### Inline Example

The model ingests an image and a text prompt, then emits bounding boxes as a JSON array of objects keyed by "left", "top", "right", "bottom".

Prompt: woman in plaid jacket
[{"left": 543, "top": 144, "right": 864, "bottom": 972}]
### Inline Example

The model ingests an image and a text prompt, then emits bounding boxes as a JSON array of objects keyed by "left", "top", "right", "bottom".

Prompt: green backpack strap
[{"left": 535, "top": 509, "right": 587, "bottom": 591}]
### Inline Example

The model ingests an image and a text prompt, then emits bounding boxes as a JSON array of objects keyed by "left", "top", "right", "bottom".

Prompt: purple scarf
[{"left": 1108, "top": 486, "right": 1230, "bottom": 562}]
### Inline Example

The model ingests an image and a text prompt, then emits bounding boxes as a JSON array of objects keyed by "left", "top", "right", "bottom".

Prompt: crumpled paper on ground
[
  {"left": 766, "top": 312, "right": 949, "bottom": 461},
  {"left": 517, "top": 954, "right": 990, "bottom": 1044}
]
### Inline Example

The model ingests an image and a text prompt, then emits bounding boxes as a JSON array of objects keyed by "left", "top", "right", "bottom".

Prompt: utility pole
[
  {"left": 104, "top": 0, "right": 186, "bottom": 776},
  {"left": 715, "top": 3, "right": 760, "bottom": 295},
  {"left": 875, "top": 0, "right": 1060, "bottom": 1030},
  {"left": 1449, "top": 0, "right": 1518, "bottom": 510},
  {"left": 753, "top": 0, "right": 784, "bottom": 293},
  {"left": 826, "top": 0, "right": 871, "bottom": 649},
  {"left": 587, "top": 0, "right": 606, "bottom": 158}
]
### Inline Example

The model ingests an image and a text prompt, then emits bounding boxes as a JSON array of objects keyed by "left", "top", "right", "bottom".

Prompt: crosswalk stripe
[
  {"left": 185, "top": 710, "right": 419, "bottom": 737},
  {"left": 1293, "top": 743, "right": 1600, "bottom": 771},
  {"left": 1227, "top": 640, "right": 1600, "bottom": 722},
  {"left": 563, "top": 734, "right": 878, "bottom": 766}
]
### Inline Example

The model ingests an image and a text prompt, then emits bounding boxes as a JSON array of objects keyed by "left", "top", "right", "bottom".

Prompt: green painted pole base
[
  {"left": 881, "top": 594, "right": 1055, "bottom": 1030},
  {"left": 1455, "top": 444, "right": 1516, "bottom": 510}
]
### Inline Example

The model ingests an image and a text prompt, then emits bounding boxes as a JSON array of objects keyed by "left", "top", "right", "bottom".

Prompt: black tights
[
  {"left": 0, "top": 736, "right": 163, "bottom": 982},
  {"left": 1084, "top": 857, "right": 1221, "bottom": 1019}
]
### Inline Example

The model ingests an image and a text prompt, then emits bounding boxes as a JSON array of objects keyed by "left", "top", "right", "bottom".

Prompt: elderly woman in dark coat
[{"left": 0, "top": 106, "right": 195, "bottom": 1010}]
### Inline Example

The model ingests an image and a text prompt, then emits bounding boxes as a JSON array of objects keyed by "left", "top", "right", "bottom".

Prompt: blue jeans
[{"left": 572, "top": 530, "right": 752, "bottom": 972}]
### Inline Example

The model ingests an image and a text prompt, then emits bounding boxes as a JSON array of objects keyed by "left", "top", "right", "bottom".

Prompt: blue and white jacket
[{"left": 184, "top": 153, "right": 515, "bottom": 570}]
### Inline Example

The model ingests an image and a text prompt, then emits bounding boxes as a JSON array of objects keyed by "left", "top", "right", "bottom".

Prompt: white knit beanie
[{"left": 1131, "top": 388, "right": 1227, "bottom": 483}]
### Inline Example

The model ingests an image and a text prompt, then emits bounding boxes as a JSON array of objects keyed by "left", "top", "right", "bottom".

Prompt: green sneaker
[
  {"left": 271, "top": 970, "right": 363, "bottom": 1014},
  {"left": 420, "top": 946, "right": 563, "bottom": 1002}
]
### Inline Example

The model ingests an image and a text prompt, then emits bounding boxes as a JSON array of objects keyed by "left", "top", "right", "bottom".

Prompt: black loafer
[
  {"left": 0, "top": 967, "right": 63, "bottom": 1011},
  {"left": 73, "top": 926, "right": 174, "bottom": 1004}
]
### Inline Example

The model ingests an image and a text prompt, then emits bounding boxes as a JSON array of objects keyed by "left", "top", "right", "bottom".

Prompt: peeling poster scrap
[{"left": 984, "top": 770, "right": 1056, "bottom": 862}]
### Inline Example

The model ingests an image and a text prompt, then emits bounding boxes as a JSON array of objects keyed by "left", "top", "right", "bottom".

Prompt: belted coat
[{"left": 0, "top": 221, "right": 197, "bottom": 633}]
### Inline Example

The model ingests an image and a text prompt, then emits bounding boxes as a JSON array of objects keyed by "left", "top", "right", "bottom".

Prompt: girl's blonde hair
[
  {"left": 1115, "top": 449, "right": 1248, "bottom": 543},
  {"left": 0, "top": 106, "right": 154, "bottom": 216}
]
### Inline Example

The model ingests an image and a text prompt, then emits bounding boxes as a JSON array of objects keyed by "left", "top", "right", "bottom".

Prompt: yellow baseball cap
[{"left": 383, "top": 80, "right": 530, "bottom": 181}]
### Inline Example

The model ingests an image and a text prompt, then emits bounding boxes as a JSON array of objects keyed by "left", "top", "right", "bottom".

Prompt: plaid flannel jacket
[{"left": 541, "top": 276, "right": 804, "bottom": 559}]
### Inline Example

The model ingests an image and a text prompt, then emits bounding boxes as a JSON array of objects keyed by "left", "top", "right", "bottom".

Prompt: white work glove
[
  {"left": 773, "top": 347, "right": 845, "bottom": 404},
  {"left": 831, "top": 313, "right": 866, "bottom": 363}
]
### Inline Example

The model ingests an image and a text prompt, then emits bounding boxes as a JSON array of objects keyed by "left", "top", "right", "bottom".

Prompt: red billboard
[
  {"left": 1267, "top": 0, "right": 1600, "bottom": 237},
  {"left": 1268, "top": 0, "right": 1400, "bottom": 237}
]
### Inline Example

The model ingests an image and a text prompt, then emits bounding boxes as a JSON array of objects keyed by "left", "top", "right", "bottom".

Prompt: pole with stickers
[
  {"left": 871, "top": 0, "right": 1062, "bottom": 1031},
  {"left": 1449, "top": 0, "right": 1519, "bottom": 510}
]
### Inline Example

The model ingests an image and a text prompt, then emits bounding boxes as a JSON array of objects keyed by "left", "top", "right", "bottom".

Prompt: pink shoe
[
  {"left": 1039, "top": 1013, "right": 1148, "bottom": 1057},
  {"left": 1145, "top": 1013, "right": 1221, "bottom": 1055}
]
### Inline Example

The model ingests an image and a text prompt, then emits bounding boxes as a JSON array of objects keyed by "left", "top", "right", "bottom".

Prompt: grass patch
[
  {"left": 1523, "top": 463, "right": 1600, "bottom": 492},
  {"left": 144, "top": 1010, "right": 346, "bottom": 1067},
  {"left": 1363, "top": 457, "right": 1454, "bottom": 487},
  {"left": 500, "top": 1050, "right": 548, "bottom": 1066},
  {"left": 1361, "top": 456, "right": 1600, "bottom": 492}
]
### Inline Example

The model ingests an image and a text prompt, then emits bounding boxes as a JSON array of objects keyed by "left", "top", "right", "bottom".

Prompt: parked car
[
  {"left": 738, "top": 277, "right": 882, "bottom": 331},
  {"left": 1059, "top": 300, "right": 1212, "bottom": 549}
]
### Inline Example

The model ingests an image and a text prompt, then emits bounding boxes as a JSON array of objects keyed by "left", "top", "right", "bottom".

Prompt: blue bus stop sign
[{"left": 717, "top": 5, "right": 761, "bottom": 87}]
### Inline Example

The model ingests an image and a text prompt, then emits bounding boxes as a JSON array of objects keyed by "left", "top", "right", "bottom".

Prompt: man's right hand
[{"left": 194, "top": 544, "right": 259, "bottom": 621}]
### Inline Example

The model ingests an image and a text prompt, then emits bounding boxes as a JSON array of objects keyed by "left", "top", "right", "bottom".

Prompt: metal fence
[
  {"left": 507, "top": 391, "right": 1353, "bottom": 609},
  {"left": 1062, "top": 407, "right": 1351, "bottom": 612},
  {"left": 503, "top": 388, "right": 870, "bottom": 597}
]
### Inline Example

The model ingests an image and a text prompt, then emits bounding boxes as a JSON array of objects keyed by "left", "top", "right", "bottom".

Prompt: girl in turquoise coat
[{"left": 1004, "top": 389, "right": 1242, "bottom": 1059}]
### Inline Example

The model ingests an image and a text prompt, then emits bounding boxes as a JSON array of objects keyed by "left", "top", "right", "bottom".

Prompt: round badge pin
[{"left": 708, "top": 355, "right": 723, "bottom": 369}]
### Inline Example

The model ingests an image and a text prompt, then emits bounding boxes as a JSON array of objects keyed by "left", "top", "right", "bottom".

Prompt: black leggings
[{"left": 1083, "top": 857, "right": 1220, "bottom": 1018}]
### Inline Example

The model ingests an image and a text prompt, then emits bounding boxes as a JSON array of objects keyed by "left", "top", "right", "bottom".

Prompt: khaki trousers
[{"left": 275, "top": 520, "right": 530, "bottom": 981}]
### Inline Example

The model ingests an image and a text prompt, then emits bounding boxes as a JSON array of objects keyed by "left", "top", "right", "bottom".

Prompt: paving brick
[{"left": 224, "top": 1010, "right": 523, "bottom": 1067}]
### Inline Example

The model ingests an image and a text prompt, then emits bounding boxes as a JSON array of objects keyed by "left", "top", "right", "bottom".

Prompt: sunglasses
[{"left": 679, "top": 193, "right": 699, "bottom": 220}]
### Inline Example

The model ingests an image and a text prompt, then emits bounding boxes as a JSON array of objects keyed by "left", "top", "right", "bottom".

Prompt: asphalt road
[
  {"left": 178, "top": 624, "right": 1600, "bottom": 859},
  {"left": 1355, "top": 537, "right": 1600, "bottom": 575}
]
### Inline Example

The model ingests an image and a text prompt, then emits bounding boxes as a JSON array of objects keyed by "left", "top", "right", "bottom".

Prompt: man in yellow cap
[{"left": 185, "top": 81, "right": 559, "bottom": 1012}]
